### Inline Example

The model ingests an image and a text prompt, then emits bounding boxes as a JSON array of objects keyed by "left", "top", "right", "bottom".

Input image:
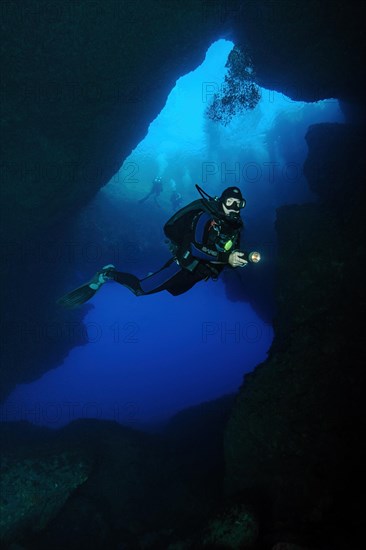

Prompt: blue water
[
  {"left": 0, "top": 39, "right": 345, "bottom": 430},
  {"left": 1, "top": 280, "right": 272, "bottom": 428}
]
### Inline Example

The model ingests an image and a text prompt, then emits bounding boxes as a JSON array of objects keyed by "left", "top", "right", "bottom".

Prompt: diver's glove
[{"left": 228, "top": 250, "right": 248, "bottom": 268}]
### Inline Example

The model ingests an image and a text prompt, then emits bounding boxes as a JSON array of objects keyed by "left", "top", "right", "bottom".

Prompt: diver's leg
[
  {"left": 163, "top": 269, "right": 205, "bottom": 295},
  {"left": 111, "top": 259, "right": 182, "bottom": 296},
  {"left": 110, "top": 258, "right": 209, "bottom": 297},
  {"left": 112, "top": 272, "right": 144, "bottom": 296},
  {"left": 139, "top": 265, "right": 206, "bottom": 296}
]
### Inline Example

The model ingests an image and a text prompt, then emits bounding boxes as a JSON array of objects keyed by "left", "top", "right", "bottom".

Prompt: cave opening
[{"left": 0, "top": 39, "right": 345, "bottom": 431}]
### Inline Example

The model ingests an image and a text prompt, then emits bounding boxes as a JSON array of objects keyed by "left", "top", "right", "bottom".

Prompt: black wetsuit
[{"left": 111, "top": 208, "right": 246, "bottom": 296}]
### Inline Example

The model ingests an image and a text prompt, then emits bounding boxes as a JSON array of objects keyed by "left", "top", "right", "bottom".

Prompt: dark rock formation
[
  {"left": 200, "top": 502, "right": 259, "bottom": 548},
  {"left": 0, "top": 0, "right": 222, "bottom": 239},
  {"left": 0, "top": 0, "right": 224, "bottom": 400},
  {"left": 0, "top": 422, "right": 91, "bottom": 546},
  {"left": 0, "top": 397, "right": 234, "bottom": 549},
  {"left": 224, "top": 123, "right": 366, "bottom": 548},
  {"left": 230, "top": 0, "right": 366, "bottom": 106}
]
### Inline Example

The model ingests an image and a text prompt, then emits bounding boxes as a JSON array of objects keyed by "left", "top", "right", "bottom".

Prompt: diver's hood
[
  {"left": 205, "top": 198, "right": 243, "bottom": 230},
  {"left": 195, "top": 184, "right": 244, "bottom": 229}
]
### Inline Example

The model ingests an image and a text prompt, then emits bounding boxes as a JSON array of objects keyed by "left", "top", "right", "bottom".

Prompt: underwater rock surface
[
  {"left": 224, "top": 123, "right": 366, "bottom": 548},
  {"left": 201, "top": 502, "right": 259, "bottom": 549},
  {"left": 0, "top": 397, "right": 235, "bottom": 549},
  {"left": 0, "top": 423, "right": 91, "bottom": 546}
]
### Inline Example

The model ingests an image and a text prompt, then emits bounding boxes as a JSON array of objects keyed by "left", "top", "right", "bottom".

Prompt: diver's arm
[
  {"left": 220, "top": 250, "right": 248, "bottom": 267},
  {"left": 212, "top": 250, "right": 260, "bottom": 266}
]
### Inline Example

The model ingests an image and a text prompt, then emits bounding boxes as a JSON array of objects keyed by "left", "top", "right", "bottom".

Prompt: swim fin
[{"left": 57, "top": 265, "right": 116, "bottom": 308}]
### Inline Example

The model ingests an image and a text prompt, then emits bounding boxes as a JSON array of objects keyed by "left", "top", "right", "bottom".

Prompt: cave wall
[
  {"left": 224, "top": 123, "right": 366, "bottom": 546},
  {"left": 0, "top": 0, "right": 224, "bottom": 400},
  {"left": 1, "top": 0, "right": 366, "bottom": 402},
  {"left": 0, "top": 417, "right": 223, "bottom": 547},
  {"left": 230, "top": 0, "right": 366, "bottom": 105},
  {"left": 0, "top": 0, "right": 224, "bottom": 240}
]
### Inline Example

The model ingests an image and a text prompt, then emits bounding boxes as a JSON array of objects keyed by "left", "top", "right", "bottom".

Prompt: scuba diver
[
  {"left": 57, "top": 185, "right": 261, "bottom": 307},
  {"left": 138, "top": 176, "right": 163, "bottom": 206}
]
